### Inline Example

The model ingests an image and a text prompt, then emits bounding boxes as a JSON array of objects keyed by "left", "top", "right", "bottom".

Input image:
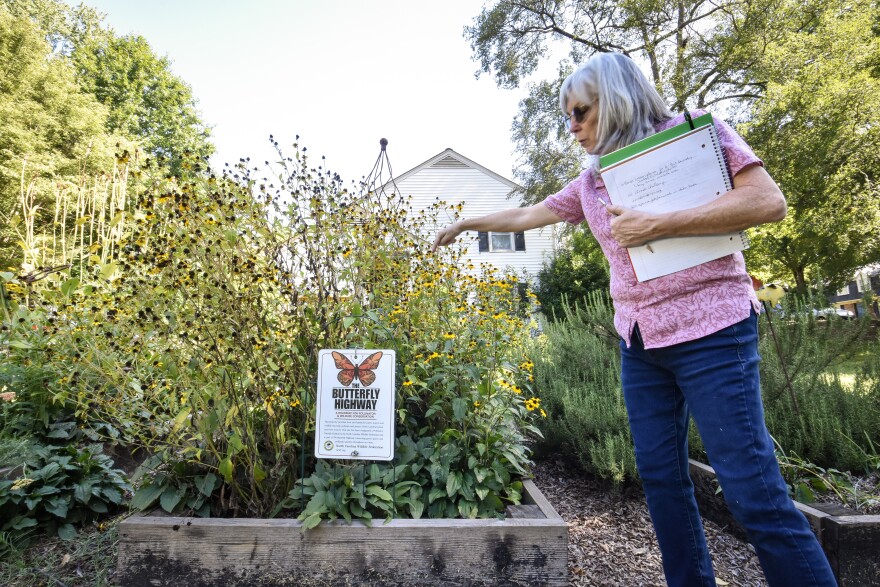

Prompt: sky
[{"left": 73, "top": 0, "right": 534, "bottom": 185}]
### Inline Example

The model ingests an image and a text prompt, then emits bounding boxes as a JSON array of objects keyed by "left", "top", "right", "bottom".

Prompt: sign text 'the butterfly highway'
[{"left": 315, "top": 349, "right": 396, "bottom": 461}]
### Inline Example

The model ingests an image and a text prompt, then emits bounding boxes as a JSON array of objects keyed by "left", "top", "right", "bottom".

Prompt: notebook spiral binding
[{"left": 704, "top": 116, "right": 749, "bottom": 249}]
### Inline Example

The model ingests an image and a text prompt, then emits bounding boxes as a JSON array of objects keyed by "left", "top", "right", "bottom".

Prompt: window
[
  {"left": 477, "top": 231, "right": 526, "bottom": 252},
  {"left": 490, "top": 232, "right": 514, "bottom": 251}
]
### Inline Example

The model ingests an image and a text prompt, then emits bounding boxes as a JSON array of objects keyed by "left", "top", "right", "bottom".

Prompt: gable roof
[{"left": 387, "top": 148, "right": 522, "bottom": 194}]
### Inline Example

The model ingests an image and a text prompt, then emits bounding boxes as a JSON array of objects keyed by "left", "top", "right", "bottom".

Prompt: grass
[
  {"left": 820, "top": 339, "right": 879, "bottom": 391},
  {"left": 0, "top": 513, "right": 126, "bottom": 587}
]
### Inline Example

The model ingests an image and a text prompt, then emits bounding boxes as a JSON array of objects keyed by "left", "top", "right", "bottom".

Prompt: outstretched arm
[
  {"left": 606, "top": 164, "right": 787, "bottom": 248},
  {"left": 432, "top": 202, "right": 563, "bottom": 251}
]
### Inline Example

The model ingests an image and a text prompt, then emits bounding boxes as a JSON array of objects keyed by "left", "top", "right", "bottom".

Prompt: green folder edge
[{"left": 599, "top": 113, "right": 714, "bottom": 169}]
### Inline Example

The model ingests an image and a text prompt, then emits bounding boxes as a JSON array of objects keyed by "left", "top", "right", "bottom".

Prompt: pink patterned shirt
[{"left": 544, "top": 111, "right": 763, "bottom": 349}]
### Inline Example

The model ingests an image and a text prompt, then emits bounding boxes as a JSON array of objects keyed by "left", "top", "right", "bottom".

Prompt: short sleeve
[
  {"left": 543, "top": 176, "right": 586, "bottom": 225},
  {"left": 712, "top": 116, "right": 763, "bottom": 178}
]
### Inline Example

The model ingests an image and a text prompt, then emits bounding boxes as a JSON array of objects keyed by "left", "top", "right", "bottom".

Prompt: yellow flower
[
  {"left": 11, "top": 477, "right": 34, "bottom": 490},
  {"left": 525, "top": 397, "right": 541, "bottom": 411},
  {"left": 442, "top": 332, "right": 455, "bottom": 339},
  {"left": 540, "top": 409, "right": 547, "bottom": 418},
  {"left": 402, "top": 380, "right": 414, "bottom": 387}
]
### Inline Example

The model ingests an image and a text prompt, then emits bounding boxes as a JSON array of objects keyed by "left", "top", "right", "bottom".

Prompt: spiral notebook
[{"left": 599, "top": 113, "right": 749, "bottom": 282}]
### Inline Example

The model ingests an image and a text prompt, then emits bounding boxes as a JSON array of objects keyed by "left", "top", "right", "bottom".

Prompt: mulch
[{"left": 530, "top": 457, "right": 769, "bottom": 587}]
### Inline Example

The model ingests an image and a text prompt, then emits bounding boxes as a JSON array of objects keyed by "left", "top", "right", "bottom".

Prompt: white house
[{"left": 389, "top": 148, "right": 559, "bottom": 283}]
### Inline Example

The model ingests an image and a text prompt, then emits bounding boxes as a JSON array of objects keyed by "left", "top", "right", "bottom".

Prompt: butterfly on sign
[{"left": 331, "top": 351, "right": 383, "bottom": 387}]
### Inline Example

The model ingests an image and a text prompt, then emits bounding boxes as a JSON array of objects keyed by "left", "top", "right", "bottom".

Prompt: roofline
[{"left": 382, "top": 148, "right": 523, "bottom": 194}]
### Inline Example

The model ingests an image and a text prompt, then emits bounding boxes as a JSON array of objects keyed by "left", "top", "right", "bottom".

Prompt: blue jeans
[{"left": 620, "top": 311, "right": 837, "bottom": 587}]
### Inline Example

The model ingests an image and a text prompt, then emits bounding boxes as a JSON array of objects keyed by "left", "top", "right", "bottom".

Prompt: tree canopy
[
  {"left": 1, "top": 0, "right": 213, "bottom": 173},
  {"left": 741, "top": 0, "right": 880, "bottom": 291},
  {"left": 0, "top": 8, "right": 116, "bottom": 267},
  {"left": 466, "top": 0, "right": 880, "bottom": 291},
  {"left": 0, "top": 0, "right": 214, "bottom": 268}
]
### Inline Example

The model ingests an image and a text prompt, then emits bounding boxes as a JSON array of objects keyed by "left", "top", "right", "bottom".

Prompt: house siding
[{"left": 391, "top": 150, "right": 558, "bottom": 281}]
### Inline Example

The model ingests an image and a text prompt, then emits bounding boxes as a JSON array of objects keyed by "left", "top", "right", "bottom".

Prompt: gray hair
[{"left": 559, "top": 53, "right": 674, "bottom": 155}]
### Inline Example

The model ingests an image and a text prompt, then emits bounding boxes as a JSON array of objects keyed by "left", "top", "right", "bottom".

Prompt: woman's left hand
[{"left": 606, "top": 204, "right": 658, "bottom": 248}]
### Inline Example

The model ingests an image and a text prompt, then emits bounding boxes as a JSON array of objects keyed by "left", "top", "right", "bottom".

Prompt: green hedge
[{"left": 531, "top": 293, "right": 880, "bottom": 484}]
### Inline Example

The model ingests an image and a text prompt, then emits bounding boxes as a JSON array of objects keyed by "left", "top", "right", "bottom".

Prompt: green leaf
[
  {"left": 218, "top": 458, "right": 234, "bottom": 483},
  {"left": 253, "top": 464, "right": 267, "bottom": 484},
  {"left": 301, "top": 512, "right": 323, "bottom": 530},
  {"left": 160, "top": 486, "right": 184, "bottom": 513},
  {"left": 303, "top": 491, "right": 328, "bottom": 516},
  {"left": 75, "top": 482, "right": 93, "bottom": 504},
  {"left": 44, "top": 497, "right": 69, "bottom": 518},
  {"left": 57, "top": 523, "right": 77, "bottom": 541},
  {"left": 6, "top": 340, "right": 34, "bottom": 350},
  {"left": 36, "top": 462, "right": 62, "bottom": 479},
  {"left": 102, "top": 487, "right": 124, "bottom": 505},
  {"left": 365, "top": 485, "right": 392, "bottom": 502},
  {"left": 89, "top": 500, "right": 108, "bottom": 513},
  {"left": 458, "top": 500, "right": 478, "bottom": 519},
  {"left": 228, "top": 432, "right": 244, "bottom": 454},
  {"left": 171, "top": 407, "right": 191, "bottom": 434},
  {"left": 428, "top": 487, "right": 445, "bottom": 504},
  {"left": 408, "top": 499, "right": 425, "bottom": 519},
  {"left": 452, "top": 397, "right": 468, "bottom": 421},
  {"left": 61, "top": 278, "right": 80, "bottom": 296},
  {"left": 99, "top": 262, "right": 118, "bottom": 280},
  {"left": 12, "top": 516, "right": 38, "bottom": 530},
  {"left": 131, "top": 483, "right": 164, "bottom": 511},
  {"left": 446, "top": 471, "right": 461, "bottom": 497},
  {"left": 195, "top": 473, "right": 218, "bottom": 497}
]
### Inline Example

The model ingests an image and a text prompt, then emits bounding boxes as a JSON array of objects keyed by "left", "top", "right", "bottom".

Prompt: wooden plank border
[
  {"left": 117, "top": 479, "right": 568, "bottom": 587},
  {"left": 689, "top": 459, "right": 880, "bottom": 587}
]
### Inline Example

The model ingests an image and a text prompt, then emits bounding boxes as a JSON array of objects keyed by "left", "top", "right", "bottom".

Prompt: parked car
[{"left": 812, "top": 307, "right": 855, "bottom": 320}]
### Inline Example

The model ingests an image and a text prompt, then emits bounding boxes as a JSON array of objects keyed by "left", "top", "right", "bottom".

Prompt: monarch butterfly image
[{"left": 331, "top": 351, "right": 383, "bottom": 387}]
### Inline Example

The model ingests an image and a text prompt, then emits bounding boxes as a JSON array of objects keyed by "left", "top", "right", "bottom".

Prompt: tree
[
  {"left": 72, "top": 32, "right": 214, "bottom": 174},
  {"left": 465, "top": 0, "right": 781, "bottom": 204},
  {"left": 741, "top": 0, "right": 880, "bottom": 292},
  {"left": 3, "top": 0, "right": 214, "bottom": 175},
  {"left": 0, "top": 8, "right": 116, "bottom": 268},
  {"left": 535, "top": 229, "right": 610, "bottom": 320}
]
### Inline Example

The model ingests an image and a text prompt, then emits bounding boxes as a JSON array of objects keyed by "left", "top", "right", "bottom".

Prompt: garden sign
[{"left": 315, "top": 349, "right": 396, "bottom": 461}]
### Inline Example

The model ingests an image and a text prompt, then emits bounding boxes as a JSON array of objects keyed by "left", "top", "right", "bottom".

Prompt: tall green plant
[
  {"left": 757, "top": 297, "right": 880, "bottom": 471},
  {"left": 529, "top": 292, "right": 637, "bottom": 483},
  {"left": 1, "top": 144, "right": 543, "bottom": 521}
]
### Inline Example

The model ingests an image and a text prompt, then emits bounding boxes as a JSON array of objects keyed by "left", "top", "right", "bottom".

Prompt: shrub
[
  {"left": 0, "top": 443, "right": 129, "bottom": 547},
  {"left": 530, "top": 291, "right": 880, "bottom": 484},
  {"left": 534, "top": 230, "right": 609, "bottom": 322},
  {"left": 758, "top": 297, "right": 880, "bottom": 472},
  {"left": 1, "top": 144, "right": 542, "bottom": 522},
  {"left": 529, "top": 292, "right": 637, "bottom": 483}
]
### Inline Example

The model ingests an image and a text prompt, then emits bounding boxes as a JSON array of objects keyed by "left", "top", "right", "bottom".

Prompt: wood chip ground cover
[{"left": 531, "top": 458, "right": 769, "bottom": 587}]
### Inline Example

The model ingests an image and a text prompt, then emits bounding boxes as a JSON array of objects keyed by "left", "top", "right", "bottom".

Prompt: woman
[{"left": 433, "top": 53, "right": 836, "bottom": 587}]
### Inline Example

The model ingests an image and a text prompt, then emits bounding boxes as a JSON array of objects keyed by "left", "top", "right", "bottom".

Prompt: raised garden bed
[
  {"left": 690, "top": 459, "right": 880, "bottom": 587},
  {"left": 117, "top": 479, "right": 568, "bottom": 586}
]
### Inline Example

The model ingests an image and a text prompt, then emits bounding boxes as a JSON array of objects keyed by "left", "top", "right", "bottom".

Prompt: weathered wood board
[
  {"left": 117, "top": 479, "right": 568, "bottom": 586},
  {"left": 690, "top": 459, "right": 880, "bottom": 587}
]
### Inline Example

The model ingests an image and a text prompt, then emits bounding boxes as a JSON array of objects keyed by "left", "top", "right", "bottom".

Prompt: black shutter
[
  {"left": 514, "top": 231, "right": 526, "bottom": 251},
  {"left": 478, "top": 232, "right": 489, "bottom": 252}
]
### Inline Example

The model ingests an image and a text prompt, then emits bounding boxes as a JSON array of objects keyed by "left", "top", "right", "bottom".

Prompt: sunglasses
[{"left": 564, "top": 103, "right": 593, "bottom": 128}]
